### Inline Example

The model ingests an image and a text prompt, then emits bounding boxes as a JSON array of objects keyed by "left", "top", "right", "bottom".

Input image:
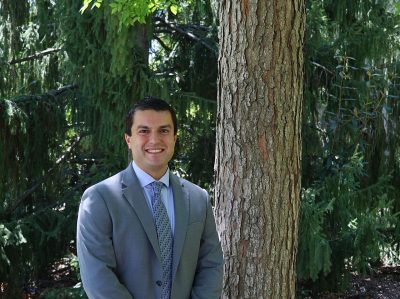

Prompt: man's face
[{"left": 125, "top": 109, "right": 177, "bottom": 179}]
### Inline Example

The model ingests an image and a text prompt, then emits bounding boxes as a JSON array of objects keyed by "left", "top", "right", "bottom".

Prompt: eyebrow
[{"left": 136, "top": 124, "right": 172, "bottom": 129}]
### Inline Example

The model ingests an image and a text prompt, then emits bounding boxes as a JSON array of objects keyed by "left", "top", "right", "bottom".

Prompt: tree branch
[
  {"left": 153, "top": 35, "right": 172, "bottom": 52},
  {"left": 154, "top": 17, "right": 217, "bottom": 56},
  {"left": 310, "top": 61, "right": 334, "bottom": 75},
  {"left": 7, "top": 134, "right": 86, "bottom": 215},
  {"left": 9, "top": 48, "right": 62, "bottom": 65},
  {"left": 48, "top": 84, "right": 79, "bottom": 97},
  {"left": 12, "top": 84, "right": 79, "bottom": 103}
]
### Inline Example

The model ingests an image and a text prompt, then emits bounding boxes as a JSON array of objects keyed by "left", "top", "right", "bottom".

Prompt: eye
[
  {"left": 160, "top": 128, "right": 170, "bottom": 134},
  {"left": 138, "top": 129, "right": 149, "bottom": 134}
]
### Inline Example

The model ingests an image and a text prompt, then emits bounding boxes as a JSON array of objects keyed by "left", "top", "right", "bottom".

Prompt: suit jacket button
[{"left": 156, "top": 280, "right": 162, "bottom": 287}]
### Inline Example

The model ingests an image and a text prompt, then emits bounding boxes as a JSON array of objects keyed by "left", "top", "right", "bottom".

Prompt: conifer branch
[
  {"left": 154, "top": 17, "right": 217, "bottom": 56},
  {"left": 49, "top": 84, "right": 79, "bottom": 96},
  {"left": 9, "top": 48, "right": 62, "bottom": 65},
  {"left": 12, "top": 84, "right": 79, "bottom": 103},
  {"left": 7, "top": 134, "right": 86, "bottom": 215}
]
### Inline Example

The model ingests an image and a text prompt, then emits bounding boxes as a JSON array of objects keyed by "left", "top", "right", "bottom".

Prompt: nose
[{"left": 148, "top": 131, "right": 160, "bottom": 144}]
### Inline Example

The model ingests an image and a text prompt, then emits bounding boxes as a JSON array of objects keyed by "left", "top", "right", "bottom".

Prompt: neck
[{"left": 147, "top": 167, "right": 168, "bottom": 181}]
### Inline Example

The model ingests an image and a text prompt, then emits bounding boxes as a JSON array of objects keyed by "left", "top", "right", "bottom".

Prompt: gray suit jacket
[{"left": 77, "top": 164, "right": 224, "bottom": 299}]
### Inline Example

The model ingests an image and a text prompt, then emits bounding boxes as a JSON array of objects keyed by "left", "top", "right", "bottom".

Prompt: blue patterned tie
[{"left": 150, "top": 181, "right": 173, "bottom": 299}]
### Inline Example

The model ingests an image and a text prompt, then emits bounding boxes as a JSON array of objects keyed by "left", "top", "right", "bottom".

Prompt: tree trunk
[{"left": 215, "top": 1, "right": 305, "bottom": 298}]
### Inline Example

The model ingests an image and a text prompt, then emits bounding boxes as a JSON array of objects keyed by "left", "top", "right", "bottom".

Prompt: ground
[{"left": 313, "top": 266, "right": 400, "bottom": 299}]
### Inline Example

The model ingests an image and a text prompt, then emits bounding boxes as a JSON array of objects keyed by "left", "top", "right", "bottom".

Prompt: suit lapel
[
  {"left": 170, "top": 173, "right": 189, "bottom": 279},
  {"left": 121, "top": 164, "right": 161, "bottom": 259}
]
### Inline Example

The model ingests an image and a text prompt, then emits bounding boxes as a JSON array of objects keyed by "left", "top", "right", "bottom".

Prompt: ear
[{"left": 124, "top": 133, "right": 131, "bottom": 148}]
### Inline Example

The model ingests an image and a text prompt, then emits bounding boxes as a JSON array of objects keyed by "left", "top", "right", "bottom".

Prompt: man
[{"left": 76, "top": 97, "right": 224, "bottom": 299}]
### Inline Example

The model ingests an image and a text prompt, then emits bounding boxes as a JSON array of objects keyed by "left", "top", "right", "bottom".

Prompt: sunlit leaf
[{"left": 170, "top": 4, "right": 178, "bottom": 15}]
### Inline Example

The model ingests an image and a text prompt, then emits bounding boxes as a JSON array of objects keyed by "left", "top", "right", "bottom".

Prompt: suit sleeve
[
  {"left": 191, "top": 193, "right": 224, "bottom": 299},
  {"left": 76, "top": 187, "right": 133, "bottom": 299}
]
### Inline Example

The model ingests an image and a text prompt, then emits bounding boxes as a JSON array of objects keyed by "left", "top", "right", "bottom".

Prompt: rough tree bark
[{"left": 215, "top": 1, "right": 305, "bottom": 298}]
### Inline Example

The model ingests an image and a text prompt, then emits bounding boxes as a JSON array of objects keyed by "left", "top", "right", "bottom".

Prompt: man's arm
[
  {"left": 77, "top": 187, "right": 133, "bottom": 299},
  {"left": 191, "top": 195, "right": 224, "bottom": 299}
]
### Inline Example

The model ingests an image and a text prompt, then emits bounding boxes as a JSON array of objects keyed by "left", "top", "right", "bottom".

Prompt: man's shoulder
[
  {"left": 171, "top": 172, "right": 208, "bottom": 197},
  {"left": 91, "top": 171, "right": 123, "bottom": 187},
  {"left": 83, "top": 167, "right": 128, "bottom": 196}
]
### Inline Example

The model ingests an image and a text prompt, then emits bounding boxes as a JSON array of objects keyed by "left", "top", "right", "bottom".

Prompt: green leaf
[
  {"left": 80, "top": 0, "right": 93, "bottom": 14},
  {"left": 396, "top": 3, "right": 400, "bottom": 15},
  {"left": 93, "top": 0, "right": 103, "bottom": 9},
  {"left": 170, "top": 4, "right": 178, "bottom": 15},
  {"left": 80, "top": 0, "right": 103, "bottom": 13}
]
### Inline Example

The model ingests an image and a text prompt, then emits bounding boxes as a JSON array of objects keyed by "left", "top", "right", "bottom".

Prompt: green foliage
[
  {"left": 81, "top": 0, "right": 180, "bottom": 28},
  {"left": 0, "top": 224, "right": 27, "bottom": 269},
  {"left": 80, "top": 0, "right": 103, "bottom": 12},
  {"left": 298, "top": 150, "right": 398, "bottom": 290},
  {"left": 297, "top": 189, "right": 333, "bottom": 281},
  {"left": 300, "top": 0, "right": 400, "bottom": 293},
  {"left": 0, "top": 1, "right": 87, "bottom": 296},
  {"left": 171, "top": 97, "right": 216, "bottom": 190}
]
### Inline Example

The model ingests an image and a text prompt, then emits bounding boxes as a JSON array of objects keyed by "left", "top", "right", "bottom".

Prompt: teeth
[{"left": 147, "top": 149, "right": 162, "bottom": 153}]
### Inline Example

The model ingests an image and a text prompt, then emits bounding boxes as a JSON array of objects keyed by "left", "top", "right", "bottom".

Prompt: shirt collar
[{"left": 131, "top": 161, "right": 170, "bottom": 188}]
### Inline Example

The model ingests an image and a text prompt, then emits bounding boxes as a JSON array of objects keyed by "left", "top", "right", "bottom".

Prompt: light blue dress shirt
[{"left": 131, "top": 161, "right": 175, "bottom": 234}]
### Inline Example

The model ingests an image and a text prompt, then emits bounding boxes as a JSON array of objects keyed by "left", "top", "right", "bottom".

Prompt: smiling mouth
[{"left": 146, "top": 149, "right": 164, "bottom": 154}]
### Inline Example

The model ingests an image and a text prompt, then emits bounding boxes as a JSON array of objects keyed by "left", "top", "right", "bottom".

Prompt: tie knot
[{"left": 151, "top": 181, "right": 164, "bottom": 197}]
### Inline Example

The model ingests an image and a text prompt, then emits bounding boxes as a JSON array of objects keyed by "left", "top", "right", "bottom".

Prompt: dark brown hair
[{"left": 125, "top": 96, "right": 178, "bottom": 136}]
